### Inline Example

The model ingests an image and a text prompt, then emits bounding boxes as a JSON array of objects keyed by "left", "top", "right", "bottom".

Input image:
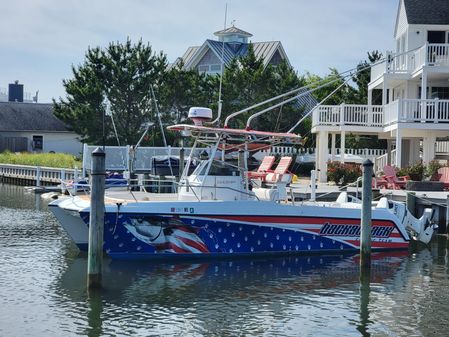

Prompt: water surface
[{"left": 0, "top": 183, "right": 448, "bottom": 336}]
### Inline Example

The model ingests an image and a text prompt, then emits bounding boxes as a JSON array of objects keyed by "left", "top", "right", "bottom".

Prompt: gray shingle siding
[
  {"left": 0, "top": 102, "right": 70, "bottom": 132},
  {"left": 404, "top": 0, "right": 449, "bottom": 25}
]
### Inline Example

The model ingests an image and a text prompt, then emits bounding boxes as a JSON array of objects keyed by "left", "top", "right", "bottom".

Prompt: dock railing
[{"left": 0, "top": 164, "right": 77, "bottom": 185}]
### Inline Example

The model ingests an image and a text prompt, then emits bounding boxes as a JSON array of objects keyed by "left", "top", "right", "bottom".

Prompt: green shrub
[
  {"left": 426, "top": 160, "right": 443, "bottom": 180},
  {"left": 327, "top": 161, "right": 362, "bottom": 186}
]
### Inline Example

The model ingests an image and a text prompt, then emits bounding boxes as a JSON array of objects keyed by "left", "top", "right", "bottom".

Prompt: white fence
[{"left": 82, "top": 144, "right": 205, "bottom": 175}]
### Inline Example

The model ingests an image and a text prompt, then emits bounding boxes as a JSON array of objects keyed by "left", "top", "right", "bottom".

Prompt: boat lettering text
[{"left": 319, "top": 223, "right": 394, "bottom": 238}]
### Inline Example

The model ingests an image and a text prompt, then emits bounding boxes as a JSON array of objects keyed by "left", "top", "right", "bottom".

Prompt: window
[
  {"left": 210, "top": 64, "right": 222, "bottom": 72},
  {"left": 431, "top": 87, "right": 449, "bottom": 100},
  {"left": 32, "top": 135, "right": 43, "bottom": 151},
  {"left": 198, "top": 65, "right": 209, "bottom": 73},
  {"left": 427, "top": 31, "right": 446, "bottom": 43}
]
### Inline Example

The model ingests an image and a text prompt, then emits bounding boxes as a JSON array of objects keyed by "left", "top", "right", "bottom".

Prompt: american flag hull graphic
[{"left": 79, "top": 209, "right": 410, "bottom": 260}]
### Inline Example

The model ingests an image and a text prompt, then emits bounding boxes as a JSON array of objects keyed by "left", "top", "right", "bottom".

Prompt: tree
[
  {"left": 54, "top": 39, "right": 167, "bottom": 145},
  {"left": 352, "top": 50, "right": 383, "bottom": 104},
  {"left": 220, "top": 44, "right": 305, "bottom": 133}
]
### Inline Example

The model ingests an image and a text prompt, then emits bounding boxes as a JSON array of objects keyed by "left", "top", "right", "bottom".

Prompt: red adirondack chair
[
  {"left": 383, "top": 165, "right": 409, "bottom": 189},
  {"left": 436, "top": 167, "right": 449, "bottom": 190},
  {"left": 247, "top": 156, "right": 276, "bottom": 180},
  {"left": 265, "top": 156, "right": 294, "bottom": 183},
  {"left": 372, "top": 175, "right": 389, "bottom": 189}
]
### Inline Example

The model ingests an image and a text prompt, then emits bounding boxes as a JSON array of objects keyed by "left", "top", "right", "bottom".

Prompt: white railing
[
  {"left": 0, "top": 164, "right": 76, "bottom": 184},
  {"left": 392, "top": 99, "right": 449, "bottom": 123},
  {"left": 383, "top": 100, "right": 399, "bottom": 125},
  {"left": 313, "top": 104, "right": 383, "bottom": 127},
  {"left": 314, "top": 99, "right": 449, "bottom": 129},
  {"left": 374, "top": 149, "right": 396, "bottom": 173},
  {"left": 436, "top": 141, "right": 449, "bottom": 154},
  {"left": 426, "top": 44, "right": 449, "bottom": 67},
  {"left": 372, "top": 44, "right": 449, "bottom": 79}
]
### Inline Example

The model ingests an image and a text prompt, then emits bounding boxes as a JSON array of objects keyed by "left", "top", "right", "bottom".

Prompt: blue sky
[{"left": 0, "top": 0, "right": 398, "bottom": 103}]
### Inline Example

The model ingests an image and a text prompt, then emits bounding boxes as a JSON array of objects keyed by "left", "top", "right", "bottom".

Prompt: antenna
[
  {"left": 207, "top": 3, "right": 227, "bottom": 126},
  {"left": 150, "top": 85, "right": 168, "bottom": 148}
]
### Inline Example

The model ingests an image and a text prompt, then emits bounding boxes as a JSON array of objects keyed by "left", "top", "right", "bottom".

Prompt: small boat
[{"left": 49, "top": 108, "right": 436, "bottom": 258}]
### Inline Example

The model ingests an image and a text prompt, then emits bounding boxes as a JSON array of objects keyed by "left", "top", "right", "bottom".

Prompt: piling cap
[
  {"left": 362, "top": 159, "right": 373, "bottom": 167},
  {"left": 92, "top": 147, "right": 105, "bottom": 156}
]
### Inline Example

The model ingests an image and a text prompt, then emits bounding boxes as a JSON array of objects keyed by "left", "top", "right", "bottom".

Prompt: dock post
[
  {"left": 446, "top": 196, "right": 449, "bottom": 234},
  {"left": 406, "top": 192, "right": 416, "bottom": 217},
  {"left": 360, "top": 159, "right": 373, "bottom": 268},
  {"left": 36, "top": 166, "right": 41, "bottom": 187},
  {"left": 310, "top": 170, "right": 317, "bottom": 201},
  {"left": 87, "top": 147, "right": 105, "bottom": 289}
]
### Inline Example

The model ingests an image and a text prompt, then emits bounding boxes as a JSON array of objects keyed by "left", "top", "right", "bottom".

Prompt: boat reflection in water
[{"left": 56, "top": 250, "right": 413, "bottom": 335}]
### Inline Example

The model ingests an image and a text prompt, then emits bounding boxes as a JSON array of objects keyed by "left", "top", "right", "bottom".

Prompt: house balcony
[
  {"left": 371, "top": 43, "right": 449, "bottom": 82},
  {"left": 311, "top": 99, "right": 449, "bottom": 133}
]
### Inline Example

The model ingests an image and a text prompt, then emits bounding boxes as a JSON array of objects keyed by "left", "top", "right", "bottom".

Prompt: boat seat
[
  {"left": 336, "top": 192, "right": 348, "bottom": 203},
  {"left": 376, "top": 197, "right": 389, "bottom": 209},
  {"left": 253, "top": 187, "right": 278, "bottom": 201}
]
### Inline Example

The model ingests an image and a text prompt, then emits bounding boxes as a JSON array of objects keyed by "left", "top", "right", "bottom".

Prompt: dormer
[{"left": 214, "top": 25, "right": 253, "bottom": 44}]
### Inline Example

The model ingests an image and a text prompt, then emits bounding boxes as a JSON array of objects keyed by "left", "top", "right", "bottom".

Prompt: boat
[{"left": 49, "top": 107, "right": 437, "bottom": 259}]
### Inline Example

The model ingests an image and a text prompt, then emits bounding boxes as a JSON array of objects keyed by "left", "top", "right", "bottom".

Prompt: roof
[
  {"left": 186, "top": 39, "right": 288, "bottom": 69},
  {"left": 0, "top": 102, "right": 71, "bottom": 132},
  {"left": 214, "top": 26, "right": 253, "bottom": 37},
  {"left": 403, "top": 0, "right": 449, "bottom": 25}
]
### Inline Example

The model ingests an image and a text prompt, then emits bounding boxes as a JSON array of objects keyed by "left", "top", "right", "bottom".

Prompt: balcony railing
[
  {"left": 312, "top": 104, "right": 383, "bottom": 127},
  {"left": 313, "top": 99, "right": 449, "bottom": 128},
  {"left": 370, "top": 43, "right": 449, "bottom": 81}
]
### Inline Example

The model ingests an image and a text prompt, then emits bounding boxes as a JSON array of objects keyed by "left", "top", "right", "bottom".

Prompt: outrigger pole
[{"left": 224, "top": 46, "right": 422, "bottom": 130}]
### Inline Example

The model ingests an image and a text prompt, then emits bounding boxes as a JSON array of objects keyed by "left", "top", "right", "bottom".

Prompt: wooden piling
[
  {"left": 87, "top": 147, "right": 105, "bottom": 289},
  {"left": 310, "top": 170, "right": 317, "bottom": 202},
  {"left": 446, "top": 196, "right": 449, "bottom": 234},
  {"left": 36, "top": 166, "right": 41, "bottom": 187},
  {"left": 360, "top": 159, "right": 373, "bottom": 268}
]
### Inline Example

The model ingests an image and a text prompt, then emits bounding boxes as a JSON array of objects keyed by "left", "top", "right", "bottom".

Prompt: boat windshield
[{"left": 192, "top": 160, "right": 241, "bottom": 177}]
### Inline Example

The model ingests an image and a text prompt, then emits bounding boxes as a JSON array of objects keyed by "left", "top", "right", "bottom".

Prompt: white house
[
  {"left": 312, "top": 0, "right": 449, "bottom": 182},
  {"left": 0, "top": 102, "right": 82, "bottom": 155}
]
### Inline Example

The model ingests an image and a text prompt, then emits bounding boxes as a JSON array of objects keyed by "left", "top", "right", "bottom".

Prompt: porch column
[
  {"left": 367, "top": 89, "right": 373, "bottom": 106},
  {"left": 330, "top": 133, "right": 336, "bottom": 161},
  {"left": 386, "top": 139, "right": 392, "bottom": 166},
  {"left": 382, "top": 77, "right": 388, "bottom": 105},
  {"left": 316, "top": 131, "right": 329, "bottom": 183},
  {"left": 409, "top": 139, "right": 420, "bottom": 165},
  {"left": 421, "top": 68, "right": 428, "bottom": 121},
  {"left": 340, "top": 131, "right": 346, "bottom": 164},
  {"left": 422, "top": 134, "right": 436, "bottom": 164},
  {"left": 395, "top": 128, "right": 402, "bottom": 168}
]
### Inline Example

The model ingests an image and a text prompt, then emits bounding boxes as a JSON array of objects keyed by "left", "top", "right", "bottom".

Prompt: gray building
[
  {"left": 0, "top": 101, "right": 82, "bottom": 155},
  {"left": 172, "top": 25, "right": 290, "bottom": 75}
]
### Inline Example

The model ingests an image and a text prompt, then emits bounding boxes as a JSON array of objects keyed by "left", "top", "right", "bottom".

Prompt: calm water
[{"left": 0, "top": 183, "right": 448, "bottom": 337}]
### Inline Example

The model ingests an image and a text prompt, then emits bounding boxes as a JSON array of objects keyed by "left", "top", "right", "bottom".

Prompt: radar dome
[{"left": 188, "top": 107, "right": 213, "bottom": 126}]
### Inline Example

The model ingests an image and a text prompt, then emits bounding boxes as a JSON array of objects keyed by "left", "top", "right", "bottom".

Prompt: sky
[{"left": 0, "top": 0, "right": 398, "bottom": 103}]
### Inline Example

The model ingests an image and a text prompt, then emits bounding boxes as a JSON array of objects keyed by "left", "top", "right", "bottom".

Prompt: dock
[{"left": 0, "top": 163, "right": 76, "bottom": 187}]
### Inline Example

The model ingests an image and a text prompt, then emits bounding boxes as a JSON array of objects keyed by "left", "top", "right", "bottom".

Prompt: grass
[{"left": 0, "top": 151, "right": 82, "bottom": 169}]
